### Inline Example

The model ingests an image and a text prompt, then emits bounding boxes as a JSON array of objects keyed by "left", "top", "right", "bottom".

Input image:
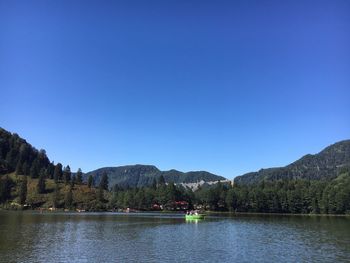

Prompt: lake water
[{"left": 0, "top": 211, "right": 349, "bottom": 263}]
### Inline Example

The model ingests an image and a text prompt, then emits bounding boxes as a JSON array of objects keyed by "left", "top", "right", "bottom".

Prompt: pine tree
[
  {"left": 37, "top": 170, "right": 46, "bottom": 194},
  {"left": 18, "top": 143, "right": 30, "bottom": 167},
  {"left": 46, "top": 162, "right": 55, "bottom": 179},
  {"left": 99, "top": 172, "right": 109, "bottom": 191},
  {"left": 19, "top": 176, "right": 27, "bottom": 205},
  {"left": 15, "top": 161, "right": 23, "bottom": 175},
  {"left": 71, "top": 175, "right": 76, "bottom": 188},
  {"left": 30, "top": 159, "right": 40, "bottom": 178},
  {"left": 5, "top": 148, "right": 18, "bottom": 170},
  {"left": 88, "top": 175, "right": 94, "bottom": 188},
  {"left": 22, "top": 162, "right": 30, "bottom": 176},
  {"left": 98, "top": 186, "right": 104, "bottom": 202},
  {"left": 65, "top": 186, "right": 73, "bottom": 209},
  {"left": 76, "top": 168, "right": 83, "bottom": 184},
  {"left": 53, "top": 163, "right": 63, "bottom": 182},
  {"left": 52, "top": 184, "right": 60, "bottom": 208},
  {"left": 63, "top": 165, "right": 71, "bottom": 185},
  {"left": 0, "top": 175, "right": 13, "bottom": 203}
]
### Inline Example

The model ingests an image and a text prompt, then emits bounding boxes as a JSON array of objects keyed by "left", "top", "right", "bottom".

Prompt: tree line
[
  {"left": 109, "top": 176, "right": 194, "bottom": 210},
  {"left": 108, "top": 168, "right": 350, "bottom": 214},
  {"left": 1, "top": 168, "right": 349, "bottom": 214},
  {"left": 196, "top": 167, "right": 350, "bottom": 214},
  {"left": 1, "top": 128, "right": 349, "bottom": 214},
  {"left": 0, "top": 128, "right": 87, "bottom": 207}
]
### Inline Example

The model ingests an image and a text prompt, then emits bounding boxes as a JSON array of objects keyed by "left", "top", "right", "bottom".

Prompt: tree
[
  {"left": 37, "top": 149, "right": 49, "bottom": 169},
  {"left": 135, "top": 188, "right": 146, "bottom": 209},
  {"left": 18, "top": 143, "right": 30, "bottom": 167},
  {"left": 52, "top": 184, "right": 60, "bottom": 208},
  {"left": 156, "top": 185, "right": 167, "bottom": 206},
  {"left": 112, "top": 184, "right": 121, "bottom": 192},
  {"left": 98, "top": 186, "right": 104, "bottom": 202},
  {"left": 71, "top": 175, "right": 76, "bottom": 188},
  {"left": 122, "top": 190, "right": 134, "bottom": 208},
  {"left": 99, "top": 172, "right": 109, "bottom": 191},
  {"left": 30, "top": 159, "right": 40, "bottom": 178},
  {"left": 165, "top": 182, "right": 179, "bottom": 202},
  {"left": 19, "top": 176, "right": 27, "bottom": 205},
  {"left": 46, "top": 162, "right": 55, "bottom": 179},
  {"left": 97, "top": 173, "right": 109, "bottom": 203},
  {"left": 53, "top": 163, "right": 63, "bottom": 182},
  {"left": 22, "top": 162, "right": 30, "bottom": 176},
  {"left": 65, "top": 186, "right": 73, "bottom": 209},
  {"left": 76, "top": 168, "right": 83, "bottom": 184},
  {"left": 225, "top": 188, "right": 238, "bottom": 212},
  {"left": 152, "top": 178, "right": 157, "bottom": 189},
  {"left": 109, "top": 191, "right": 118, "bottom": 208},
  {"left": 37, "top": 170, "right": 46, "bottom": 194},
  {"left": 63, "top": 165, "right": 71, "bottom": 185},
  {"left": 5, "top": 148, "right": 18, "bottom": 170},
  {"left": 158, "top": 175, "right": 166, "bottom": 186},
  {"left": 15, "top": 161, "right": 23, "bottom": 175},
  {"left": 0, "top": 175, "right": 13, "bottom": 203},
  {"left": 88, "top": 175, "right": 94, "bottom": 188}
]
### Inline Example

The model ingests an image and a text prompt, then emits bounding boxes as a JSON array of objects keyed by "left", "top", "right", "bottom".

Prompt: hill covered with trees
[
  {"left": 234, "top": 140, "right": 350, "bottom": 185},
  {"left": 0, "top": 128, "right": 54, "bottom": 177},
  {"left": 0, "top": 127, "right": 221, "bottom": 211},
  {"left": 199, "top": 167, "right": 350, "bottom": 214},
  {"left": 0, "top": 127, "right": 105, "bottom": 210},
  {"left": 1, "top": 127, "right": 349, "bottom": 214},
  {"left": 83, "top": 165, "right": 226, "bottom": 189}
]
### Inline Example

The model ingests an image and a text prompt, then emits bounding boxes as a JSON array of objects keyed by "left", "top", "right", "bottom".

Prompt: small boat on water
[
  {"left": 185, "top": 214, "right": 206, "bottom": 220},
  {"left": 185, "top": 210, "right": 206, "bottom": 220}
]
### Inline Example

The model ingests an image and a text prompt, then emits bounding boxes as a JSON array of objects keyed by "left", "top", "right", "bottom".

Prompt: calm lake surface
[{"left": 0, "top": 211, "right": 349, "bottom": 263}]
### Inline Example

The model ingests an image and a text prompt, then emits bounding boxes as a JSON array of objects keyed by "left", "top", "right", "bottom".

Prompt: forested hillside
[
  {"left": 1, "top": 127, "right": 349, "bottom": 214},
  {"left": 0, "top": 127, "right": 89, "bottom": 209},
  {"left": 0, "top": 128, "right": 53, "bottom": 177},
  {"left": 234, "top": 140, "right": 350, "bottom": 185},
  {"left": 196, "top": 168, "right": 350, "bottom": 214},
  {"left": 84, "top": 165, "right": 225, "bottom": 188}
]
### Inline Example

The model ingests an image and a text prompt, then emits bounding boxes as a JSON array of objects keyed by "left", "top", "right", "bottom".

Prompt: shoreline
[
  {"left": 206, "top": 211, "right": 350, "bottom": 217},
  {"left": 1, "top": 208, "right": 349, "bottom": 217}
]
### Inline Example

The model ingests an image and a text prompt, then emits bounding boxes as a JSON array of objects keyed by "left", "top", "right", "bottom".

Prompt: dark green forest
[
  {"left": 1, "top": 127, "right": 350, "bottom": 214},
  {"left": 0, "top": 128, "right": 53, "bottom": 177},
  {"left": 235, "top": 139, "right": 350, "bottom": 184},
  {"left": 108, "top": 167, "right": 350, "bottom": 214},
  {"left": 83, "top": 165, "right": 225, "bottom": 188}
]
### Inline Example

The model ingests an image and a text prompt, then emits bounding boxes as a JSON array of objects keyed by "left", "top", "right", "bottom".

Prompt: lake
[{"left": 0, "top": 211, "right": 349, "bottom": 262}]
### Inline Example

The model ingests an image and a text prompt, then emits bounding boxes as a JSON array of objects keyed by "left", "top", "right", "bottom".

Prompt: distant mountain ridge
[
  {"left": 83, "top": 164, "right": 226, "bottom": 188},
  {"left": 0, "top": 127, "right": 226, "bottom": 188},
  {"left": 234, "top": 140, "right": 350, "bottom": 185},
  {"left": 2, "top": 126, "right": 348, "bottom": 189}
]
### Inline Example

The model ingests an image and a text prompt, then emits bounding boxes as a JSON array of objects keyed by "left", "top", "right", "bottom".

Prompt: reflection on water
[{"left": 0, "top": 211, "right": 349, "bottom": 263}]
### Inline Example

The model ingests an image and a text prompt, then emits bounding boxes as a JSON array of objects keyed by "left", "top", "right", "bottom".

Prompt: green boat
[{"left": 185, "top": 214, "right": 206, "bottom": 220}]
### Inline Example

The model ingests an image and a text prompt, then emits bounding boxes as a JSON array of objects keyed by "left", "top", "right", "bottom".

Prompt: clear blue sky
[{"left": 1, "top": 0, "right": 349, "bottom": 179}]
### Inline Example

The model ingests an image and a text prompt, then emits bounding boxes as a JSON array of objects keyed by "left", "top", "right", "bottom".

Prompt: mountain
[
  {"left": 234, "top": 140, "right": 350, "bottom": 185},
  {"left": 1, "top": 126, "right": 349, "bottom": 214},
  {"left": 0, "top": 126, "right": 225, "bottom": 189},
  {"left": 83, "top": 165, "right": 226, "bottom": 188},
  {"left": 0, "top": 127, "right": 52, "bottom": 176}
]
